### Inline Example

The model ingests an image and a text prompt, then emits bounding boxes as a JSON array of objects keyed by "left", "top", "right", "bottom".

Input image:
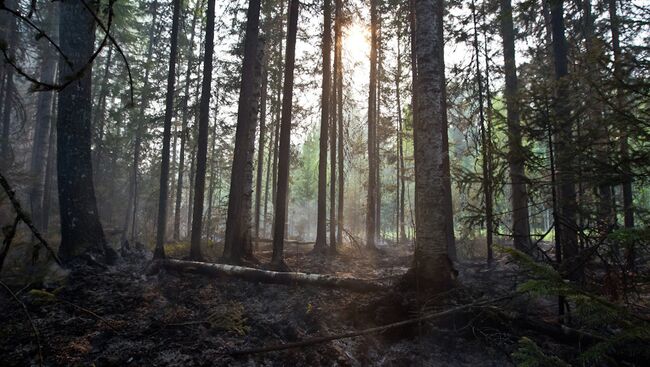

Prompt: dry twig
[{"left": 0, "top": 280, "right": 43, "bottom": 366}]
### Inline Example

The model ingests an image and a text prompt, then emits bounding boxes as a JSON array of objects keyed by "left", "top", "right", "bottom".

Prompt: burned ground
[{"left": 0, "top": 244, "right": 643, "bottom": 366}]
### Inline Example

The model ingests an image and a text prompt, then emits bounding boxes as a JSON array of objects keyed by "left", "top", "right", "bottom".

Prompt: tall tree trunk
[
  {"left": 471, "top": 0, "right": 493, "bottom": 265},
  {"left": 409, "top": 0, "right": 455, "bottom": 290},
  {"left": 254, "top": 57, "right": 268, "bottom": 240},
  {"left": 187, "top": 140, "right": 196, "bottom": 235},
  {"left": 0, "top": 67, "right": 13, "bottom": 169},
  {"left": 366, "top": 0, "right": 379, "bottom": 250},
  {"left": 189, "top": 0, "right": 216, "bottom": 261},
  {"left": 408, "top": 0, "right": 417, "bottom": 235},
  {"left": 335, "top": 0, "right": 344, "bottom": 251},
  {"left": 549, "top": 0, "right": 579, "bottom": 279},
  {"left": 241, "top": 39, "right": 266, "bottom": 259},
  {"left": 154, "top": 0, "right": 182, "bottom": 259},
  {"left": 92, "top": 45, "right": 113, "bottom": 174},
  {"left": 56, "top": 0, "right": 108, "bottom": 261},
  {"left": 270, "top": 0, "right": 285, "bottom": 234},
  {"left": 376, "top": 14, "right": 383, "bottom": 244},
  {"left": 395, "top": 28, "right": 406, "bottom": 244},
  {"left": 223, "top": 0, "right": 263, "bottom": 264},
  {"left": 271, "top": 0, "right": 299, "bottom": 269},
  {"left": 205, "top": 117, "right": 218, "bottom": 240},
  {"left": 608, "top": 0, "right": 632, "bottom": 228},
  {"left": 30, "top": 44, "right": 58, "bottom": 232},
  {"left": 0, "top": 72, "right": 6, "bottom": 168},
  {"left": 578, "top": 0, "right": 610, "bottom": 231},
  {"left": 174, "top": 1, "right": 201, "bottom": 241},
  {"left": 0, "top": 0, "right": 16, "bottom": 168},
  {"left": 263, "top": 111, "right": 274, "bottom": 236},
  {"left": 314, "top": 0, "right": 332, "bottom": 253},
  {"left": 129, "top": 0, "right": 159, "bottom": 243},
  {"left": 329, "top": 75, "right": 337, "bottom": 252},
  {"left": 262, "top": 6, "right": 284, "bottom": 236},
  {"left": 483, "top": 21, "right": 495, "bottom": 263},
  {"left": 42, "top": 104, "right": 57, "bottom": 234},
  {"left": 500, "top": 0, "right": 531, "bottom": 254}
]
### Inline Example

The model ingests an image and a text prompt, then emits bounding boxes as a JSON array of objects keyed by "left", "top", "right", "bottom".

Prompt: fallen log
[
  {"left": 253, "top": 238, "right": 315, "bottom": 246},
  {"left": 159, "top": 259, "right": 385, "bottom": 292}
]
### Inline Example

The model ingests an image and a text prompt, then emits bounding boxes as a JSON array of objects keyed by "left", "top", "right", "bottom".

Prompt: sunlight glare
[{"left": 343, "top": 20, "right": 371, "bottom": 64}]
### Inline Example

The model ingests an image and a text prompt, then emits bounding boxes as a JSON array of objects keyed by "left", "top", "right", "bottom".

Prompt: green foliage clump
[
  {"left": 501, "top": 247, "right": 650, "bottom": 365},
  {"left": 512, "top": 337, "right": 570, "bottom": 367},
  {"left": 207, "top": 301, "right": 250, "bottom": 336},
  {"left": 27, "top": 287, "right": 63, "bottom": 305}
]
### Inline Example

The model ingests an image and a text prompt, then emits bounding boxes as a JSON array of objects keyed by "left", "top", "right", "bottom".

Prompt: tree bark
[
  {"left": 335, "top": 0, "right": 344, "bottom": 252},
  {"left": 500, "top": 0, "right": 532, "bottom": 254},
  {"left": 329, "top": 43, "right": 337, "bottom": 254},
  {"left": 254, "top": 54, "right": 268, "bottom": 240},
  {"left": 154, "top": 0, "right": 182, "bottom": 259},
  {"left": 56, "top": 0, "right": 108, "bottom": 262},
  {"left": 0, "top": 0, "right": 17, "bottom": 168},
  {"left": 223, "top": 0, "right": 263, "bottom": 264},
  {"left": 174, "top": 1, "right": 201, "bottom": 242},
  {"left": 376, "top": 13, "right": 383, "bottom": 244},
  {"left": 241, "top": 39, "right": 266, "bottom": 259},
  {"left": 91, "top": 45, "right": 113, "bottom": 175},
  {"left": 271, "top": 0, "right": 300, "bottom": 269},
  {"left": 410, "top": 0, "right": 455, "bottom": 291},
  {"left": 471, "top": 0, "right": 493, "bottom": 265},
  {"left": 395, "top": 27, "right": 406, "bottom": 244},
  {"left": 608, "top": 0, "right": 633, "bottom": 228},
  {"left": 41, "top": 101, "right": 57, "bottom": 234},
  {"left": 549, "top": 0, "right": 579, "bottom": 279},
  {"left": 187, "top": 139, "right": 196, "bottom": 236},
  {"left": 30, "top": 42, "right": 58, "bottom": 232},
  {"left": 128, "top": 0, "right": 159, "bottom": 243},
  {"left": 189, "top": 0, "right": 216, "bottom": 261},
  {"left": 269, "top": 0, "right": 285, "bottom": 235},
  {"left": 205, "top": 118, "right": 219, "bottom": 240},
  {"left": 314, "top": 0, "right": 332, "bottom": 253},
  {"left": 366, "top": 0, "right": 379, "bottom": 250}
]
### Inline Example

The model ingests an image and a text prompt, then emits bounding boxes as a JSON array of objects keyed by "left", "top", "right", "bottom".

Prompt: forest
[{"left": 0, "top": 0, "right": 649, "bottom": 365}]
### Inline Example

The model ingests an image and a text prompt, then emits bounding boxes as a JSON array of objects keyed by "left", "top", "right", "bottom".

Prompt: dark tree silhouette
[
  {"left": 366, "top": 0, "right": 379, "bottom": 250},
  {"left": 154, "top": 0, "right": 182, "bottom": 259},
  {"left": 223, "top": 0, "right": 262, "bottom": 264},
  {"left": 271, "top": 0, "right": 299, "bottom": 270},
  {"left": 408, "top": 0, "right": 455, "bottom": 290},
  {"left": 56, "top": 0, "right": 108, "bottom": 262},
  {"left": 189, "top": 0, "right": 216, "bottom": 261},
  {"left": 314, "top": 0, "right": 332, "bottom": 253},
  {"left": 500, "top": 0, "right": 532, "bottom": 254}
]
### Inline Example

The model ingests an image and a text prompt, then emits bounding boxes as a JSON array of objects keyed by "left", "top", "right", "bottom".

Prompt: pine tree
[
  {"left": 271, "top": 0, "right": 299, "bottom": 270},
  {"left": 223, "top": 0, "right": 263, "bottom": 264},
  {"left": 56, "top": 0, "right": 109, "bottom": 262},
  {"left": 154, "top": 0, "right": 183, "bottom": 259},
  {"left": 314, "top": 0, "right": 332, "bottom": 253},
  {"left": 408, "top": 0, "right": 455, "bottom": 290}
]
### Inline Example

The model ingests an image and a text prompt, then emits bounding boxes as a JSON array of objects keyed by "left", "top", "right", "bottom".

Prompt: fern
[{"left": 206, "top": 301, "right": 250, "bottom": 336}]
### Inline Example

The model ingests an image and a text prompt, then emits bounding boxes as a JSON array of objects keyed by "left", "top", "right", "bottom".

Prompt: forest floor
[{"left": 0, "top": 241, "right": 589, "bottom": 366}]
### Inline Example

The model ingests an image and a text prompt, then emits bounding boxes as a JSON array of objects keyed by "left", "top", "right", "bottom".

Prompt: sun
[{"left": 343, "top": 19, "right": 371, "bottom": 64}]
